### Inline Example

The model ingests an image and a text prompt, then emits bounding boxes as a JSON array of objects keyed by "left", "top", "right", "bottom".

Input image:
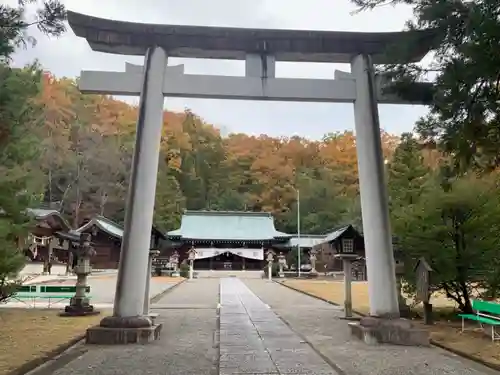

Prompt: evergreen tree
[
  {"left": 351, "top": 0, "right": 500, "bottom": 172},
  {"left": 0, "top": 64, "right": 46, "bottom": 300},
  {"left": 387, "top": 133, "right": 430, "bottom": 208},
  {"left": 0, "top": 0, "right": 66, "bottom": 298},
  {"left": 1, "top": 0, "right": 66, "bottom": 61},
  {"left": 392, "top": 175, "right": 500, "bottom": 313}
]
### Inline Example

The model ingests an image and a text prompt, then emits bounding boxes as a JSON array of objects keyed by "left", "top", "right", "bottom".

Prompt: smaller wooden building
[
  {"left": 75, "top": 216, "right": 166, "bottom": 269},
  {"left": 24, "top": 208, "right": 72, "bottom": 263},
  {"left": 313, "top": 225, "right": 366, "bottom": 279}
]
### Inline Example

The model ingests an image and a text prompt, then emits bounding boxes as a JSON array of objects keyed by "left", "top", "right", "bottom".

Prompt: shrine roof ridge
[
  {"left": 183, "top": 210, "right": 273, "bottom": 217},
  {"left": 316, "top": 224, "right": 362, "bottom": 246},
  {"left": 168, "top": 209, "right": 291, "bottom": 241},
  {"left": 67, "top": 11, "right": 438, "bottom": 64},
  {"left": 26, "top": 208, "right": 72, "bottom": 231}
]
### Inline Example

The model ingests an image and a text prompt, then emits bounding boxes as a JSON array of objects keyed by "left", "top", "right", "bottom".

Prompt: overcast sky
[{"left": 12, "top": 0, "right": 429, "bottom": 140}]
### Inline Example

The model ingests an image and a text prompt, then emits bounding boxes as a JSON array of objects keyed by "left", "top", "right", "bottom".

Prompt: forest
[
  {"left": 34, "top": 72, "right": 405, "bottom": 234},
  {"left": 4, "top": 0, "right": 500, "bottom": 313}
]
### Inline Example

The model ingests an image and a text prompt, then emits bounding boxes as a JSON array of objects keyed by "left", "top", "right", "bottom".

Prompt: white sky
[{"left": 12, "top": 0, "right": 429, "bottom": 140}]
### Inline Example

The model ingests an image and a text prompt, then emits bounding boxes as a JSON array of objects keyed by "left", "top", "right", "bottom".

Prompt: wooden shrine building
[
  {"left": 165, "top": 211, "right": 293, "bottom": 270},
  {"left": 23, "top": 210, "right": 166, "bottom": 271},
  {"left": 75, "top": 216, "right": 166, "bottom": 269},
  {"left": 24, "top": 208, "right": 73, "bottom": 263},
  {"left": 313, "top": 225, "right": 366, "bottom": 278}
]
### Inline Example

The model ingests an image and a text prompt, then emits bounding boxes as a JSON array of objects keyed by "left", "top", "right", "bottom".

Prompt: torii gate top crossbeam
[{"left": 67, "top": 11, "right": 437, "bottom": 64}]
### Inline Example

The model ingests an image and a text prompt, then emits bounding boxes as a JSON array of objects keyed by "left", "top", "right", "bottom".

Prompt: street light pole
[{"left": 297, "top": 188, "right": 301, "bottom": 277}]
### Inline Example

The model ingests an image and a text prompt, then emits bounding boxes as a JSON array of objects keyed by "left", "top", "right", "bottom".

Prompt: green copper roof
[
  {"left": 168, "top": 210, "right": 291, "bottom": 241},
  {"left": 76, "top": 216, "right": 124, "bottom": 238},
  {"left": 75, "top": 216, "right": 166, "bottom": 240}
]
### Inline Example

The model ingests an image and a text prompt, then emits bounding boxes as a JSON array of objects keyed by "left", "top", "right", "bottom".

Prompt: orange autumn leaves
[{"left": 38, "top": 73, "right": 422, "bottom": 219}]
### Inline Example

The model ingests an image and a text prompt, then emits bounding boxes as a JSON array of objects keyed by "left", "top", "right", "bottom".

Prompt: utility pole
[{"left": 297, "top": 188, "right": 301, "bottom": 277}]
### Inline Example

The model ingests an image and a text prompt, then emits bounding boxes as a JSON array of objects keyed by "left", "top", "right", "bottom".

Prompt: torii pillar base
[
  {"left": 86, "top": 316, "right": 162, "bottom": 345},
  {"left": 348, "top": 316, "right": 429, "bottom": 346}
]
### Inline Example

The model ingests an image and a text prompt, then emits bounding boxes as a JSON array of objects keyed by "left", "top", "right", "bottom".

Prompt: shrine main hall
[{"left": 163, "top": 210, "right": 364, "bottom": 272}]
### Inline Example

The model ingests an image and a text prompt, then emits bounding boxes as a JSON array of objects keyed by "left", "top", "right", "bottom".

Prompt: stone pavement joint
[
  {"left": 219, "top": 278, "right": 338, "bottom": 375},
  {"left": 244, "top": 279, "right": 500, "bottom": 375},
  {"left": 28, "top": 278, "right": 220, "bottom": 375}
]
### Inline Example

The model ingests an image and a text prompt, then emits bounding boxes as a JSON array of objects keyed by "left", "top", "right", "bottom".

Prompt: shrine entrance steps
[{"left": 195, "top": 270, "right": 262, "bottom": 279}]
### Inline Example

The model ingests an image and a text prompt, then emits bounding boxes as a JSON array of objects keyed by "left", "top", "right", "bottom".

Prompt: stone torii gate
[{"left": 67, "top": 11, "right": 435, "bottom": 345}]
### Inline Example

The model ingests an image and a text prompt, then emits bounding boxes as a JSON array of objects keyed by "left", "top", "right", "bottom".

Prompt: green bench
[
  {"left": 459, "top": 299, "right": 500, "bottom": 341},
  {"left": 10, "top": 285, "right": 92, "bottom": 308}
]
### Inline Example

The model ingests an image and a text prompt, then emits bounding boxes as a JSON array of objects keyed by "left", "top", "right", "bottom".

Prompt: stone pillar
[
  {"left": 189, "top": 260, "right": 194, "bottom": 280},
  {"left": 144, "top": 250, "right": 160, "bottom": 316},
  {"left": 87, "top": 46, "right": 167, "bottom": 344},
  {"left": 350, "top": 54, "right": 399, "bottom": 318},
  {"left": 266, "top": 251, "right": 274, "bottom": 281},
  {"left": 343, "top": 259, "right": 353, "bottom": 318}
]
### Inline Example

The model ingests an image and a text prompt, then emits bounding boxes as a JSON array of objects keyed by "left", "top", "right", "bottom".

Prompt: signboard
[{"left": 415, "top": 257, "right": 432, "bottom": 303}]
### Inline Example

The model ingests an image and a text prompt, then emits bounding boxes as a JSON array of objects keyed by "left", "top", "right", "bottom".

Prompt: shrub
[
  {"left": 263, "top": 263, "right": 279, "bottom": 277},
  {"left": 179, "top": 263, "right": 190, "bottom": 278}
]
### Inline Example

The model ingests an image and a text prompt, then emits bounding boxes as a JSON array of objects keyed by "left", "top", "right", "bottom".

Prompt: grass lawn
[
  {"left": 281, "top": 279, "right": 500, "bottom": 368},
  {"left": 0, "top": 308, "right": 108, "bottom": 375}
]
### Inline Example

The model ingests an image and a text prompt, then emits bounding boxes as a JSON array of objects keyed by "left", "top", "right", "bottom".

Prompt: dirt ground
[
  {"left": 0, "top": 308, "right": 108, "bottom": 375},
  {"left": 282, "top": 279, "right": 500, "bottom": 368}
]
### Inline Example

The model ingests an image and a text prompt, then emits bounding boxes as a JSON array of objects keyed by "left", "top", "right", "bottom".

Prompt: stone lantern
[
  {"left": 277, "top": 252, "right": 286, "bottom": 278},
  {"left": 61, "top": 233, "right": 99, "bottom": 316},
  {"left": 187, "top": 247, "right": 197, "bottom": 280},
  {"left": 265, "top": 249, "right": 275, "bottom": 281},
  {"left": 170, "top": 251, "right": 180, "bottom": 277}
]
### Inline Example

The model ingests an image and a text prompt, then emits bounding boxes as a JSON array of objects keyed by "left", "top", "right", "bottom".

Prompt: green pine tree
[
  {"left": 387, "top": 133, "right": 430, "bottom": 208},
  {"left": 0, "top": 1, "right": 65, "bottom": 299}
]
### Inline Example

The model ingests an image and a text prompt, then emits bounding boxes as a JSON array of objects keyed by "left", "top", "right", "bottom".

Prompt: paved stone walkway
[
  {"left": 219, "top": 278, "right": 338, "bottom": 375},
  {"left": 244, "top": 279, "right": 499, "bottom": 375},
  {"left": 27, "top": 278, "right": 500, "bottom": 375},
  {"left": 36, "top": 279, "right": 219, "bottom": 375}
]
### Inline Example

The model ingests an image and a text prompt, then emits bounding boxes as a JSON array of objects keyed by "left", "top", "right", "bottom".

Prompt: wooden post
[
  {"left": 423, "top": 301, "right": 433, "bottom": 325},
  {"left": 415, "top": 257, "right": 433, "bottom": 325},
  {"left": 343, "top": 259, "right": 353, "bottom": 318}
]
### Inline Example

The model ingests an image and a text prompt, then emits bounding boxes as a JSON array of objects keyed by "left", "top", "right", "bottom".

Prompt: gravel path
[
  {"left": 244, "top": 279, "right": 499, "bottom": 375},
  {"left": 35, "top": 279, "right": 220, "bottom": 375}
]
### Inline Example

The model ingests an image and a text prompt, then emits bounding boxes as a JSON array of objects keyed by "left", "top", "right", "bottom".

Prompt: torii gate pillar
[
  {"left": 86, "top": 47, "right": 167, "bottom": 344},
  {"left": 351, "top": 54, "right": 399, "bottom": 317}
]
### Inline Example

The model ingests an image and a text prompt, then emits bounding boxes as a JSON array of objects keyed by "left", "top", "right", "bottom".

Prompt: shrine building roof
[
  {"left": 75, "top": 215, "right": 166, "bottom": 240},
  {"left": 26, "top": 208, "right": 72, "bottom": 231},
  {"left": 288, "top": 235, "right": 326, "bottom": 249},
  {"left": 167, "top": 210, "right": 291, "bottom": 242},
  {"left": 67, "top": 11, "right": 438, "bottom": 64},
  {"left": 313, "top": 224, "right": 362, "bottom": 247},
  {"left": 75, "top": 215, "right": 124, "bottom": 238}
]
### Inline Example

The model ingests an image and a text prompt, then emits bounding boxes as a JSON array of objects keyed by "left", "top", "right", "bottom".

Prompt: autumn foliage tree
[{"left": 21, "top": 75, "right": 404, "bottom": 234}]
